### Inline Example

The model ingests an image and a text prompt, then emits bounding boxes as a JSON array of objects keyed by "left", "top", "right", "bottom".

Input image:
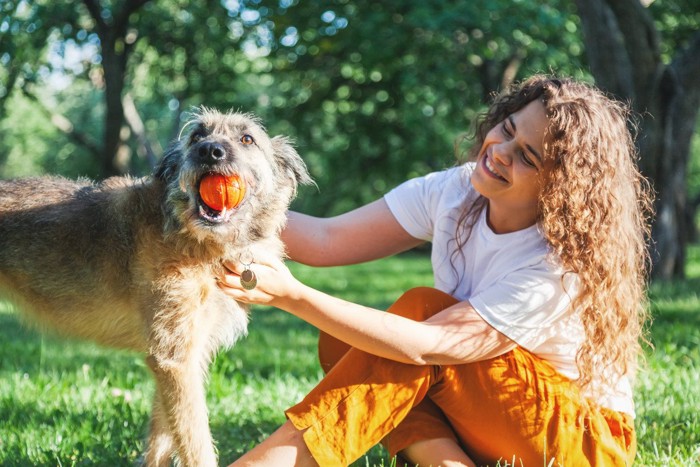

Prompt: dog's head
[{"left": 155, "top": 108, "right": 312, "bottom": 244}]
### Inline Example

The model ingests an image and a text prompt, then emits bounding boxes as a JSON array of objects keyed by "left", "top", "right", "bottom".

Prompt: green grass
[{"left": 1, "top": 250, "right": 699, "bottom": 466}]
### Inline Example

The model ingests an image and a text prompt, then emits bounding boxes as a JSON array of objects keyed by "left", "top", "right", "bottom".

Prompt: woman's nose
[{"left": 491, "top": 142, "right": 514, "bottom": 166}]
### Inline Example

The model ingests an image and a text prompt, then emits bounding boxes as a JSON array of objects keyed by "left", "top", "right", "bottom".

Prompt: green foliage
[
  {"left": 1, "top": 1, "right": 587, "bottom": 214},
  {"left": 650, "top": 0, "right": 700, "bottom": 62},
  {"left": 637, "top": 277, "right": 700, "bottom": 464},
  {"left": 2, "top": 1, "right": 699, "bottom": 218},
  {"left": 0, "top": 94, "right": 57, "bottom": 177},
  {"left": 1, "top": 251, "right": 699, "bottom": 465},
  {"left": 690, "top": 126, "right": 700, "bottom": 204},
  {"left": 3, "top": 1, "right": 698, "bottom": 218},
  {"left": 244, "top": 0, "right": 587, "bottom": 215},
  {"left": 0, "top": 90, "right": 104, "bottom": 179}
]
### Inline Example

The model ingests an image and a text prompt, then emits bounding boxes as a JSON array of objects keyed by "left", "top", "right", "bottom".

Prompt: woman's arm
[
  {"left": 276, "top": 280, "right": 515, "bottom": 365},
  {"left": 220, "top": 259, "right": 516, "bottom": 365},
  {"left": 282, "top": 199, "right": 424, "bottom": 267}
]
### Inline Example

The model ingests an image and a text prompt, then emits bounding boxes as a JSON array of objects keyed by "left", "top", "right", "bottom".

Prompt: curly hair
[{"left": 458, "top": 75, "right": 654, "bottom": 392}]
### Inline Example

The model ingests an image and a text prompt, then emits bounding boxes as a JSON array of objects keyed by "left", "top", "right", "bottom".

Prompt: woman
[{"left": 221, "top": 76, "right": 653, "bottom": 466}]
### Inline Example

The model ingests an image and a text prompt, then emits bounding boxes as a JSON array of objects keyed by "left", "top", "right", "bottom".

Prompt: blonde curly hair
[{"left": 460, "top": 75, "right": 654, "bottom": 391}]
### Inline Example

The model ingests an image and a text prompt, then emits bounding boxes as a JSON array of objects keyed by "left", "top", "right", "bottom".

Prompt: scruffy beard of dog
[{"left": 0, "top": 109, "right": 311, "bottom": 466}]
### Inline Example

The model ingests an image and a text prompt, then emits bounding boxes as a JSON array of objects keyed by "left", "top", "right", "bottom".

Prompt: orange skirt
[{"left": 285, "top": 287, "right": 636, "bottom": 466}]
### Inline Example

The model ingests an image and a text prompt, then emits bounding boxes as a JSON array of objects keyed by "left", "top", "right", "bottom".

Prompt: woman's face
[{"left": 471, "top": 99, "right": 549, "bottom": 234}]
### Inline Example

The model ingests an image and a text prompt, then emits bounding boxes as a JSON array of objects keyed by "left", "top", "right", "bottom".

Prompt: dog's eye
[
  {"left": 190, "top": 131, "right": 206, "bottom": 144},
  {"left": 240, "top": 134, "right": 255, "bottom": 145}
]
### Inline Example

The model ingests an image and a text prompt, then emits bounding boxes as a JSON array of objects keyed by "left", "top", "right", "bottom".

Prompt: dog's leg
[
  {"left": 146, "top": 342, "right": 217, "bottom": 467},
  {"left": 143, "top": 389, "right": 176, "bottom": 467}
]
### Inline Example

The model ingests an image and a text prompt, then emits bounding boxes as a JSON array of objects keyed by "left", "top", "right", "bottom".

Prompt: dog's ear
[
  {"left": 154, "top": 143, "right": 182, "bottom": 183},
  {"left": 271, "top": 136, "right": 313, "bottom": 190}
]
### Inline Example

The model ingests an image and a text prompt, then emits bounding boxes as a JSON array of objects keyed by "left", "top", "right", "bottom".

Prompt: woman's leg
[
  {"left": 289, "top": 287, "right": 471, "bottom": 465},
  {"left": 323, "top": 343, "right": 475, "bottom": 466},
  {"left": 385, "top": 398, "right": 474, "bottom": 467},
  {"left": 228, "top": 420, "right": 316, "bottom": 467},
  {"left": 231, "top": 287, "right": 459, "bottom": 466},
  {"left": 317, "top": 287, "right": 458, "bottom": 373},
  {"left": 426, "top": 348, "right": 636, "bottom": 465},
  {"left": 287, "top": 335, "right": 437, "bottom": 465},
  {"left": 400, "top": 438, "right": 475, "bottom": 467},
  {"left": 238, "top": 287, "right": 635, "bottom": 465},
  {"left": 313, "top": 287, "right": 636, "bottom": 465}
]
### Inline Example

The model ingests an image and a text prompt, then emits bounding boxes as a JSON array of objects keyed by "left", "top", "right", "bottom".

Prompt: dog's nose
[{"left": 198, "top": 142, "right": 226, "bottom": 162}]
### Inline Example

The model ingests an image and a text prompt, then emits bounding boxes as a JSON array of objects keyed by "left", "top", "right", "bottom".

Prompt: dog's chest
[{"left": 200, "top": 287, "right": 250, "bottom": 350}]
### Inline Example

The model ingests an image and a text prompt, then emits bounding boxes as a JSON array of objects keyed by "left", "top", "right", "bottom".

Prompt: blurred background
[{"left": 1, "top": 0, "right": 699, "bottom": 279}]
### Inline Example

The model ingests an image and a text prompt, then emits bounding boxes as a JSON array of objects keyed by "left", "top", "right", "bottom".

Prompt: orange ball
[{"left": 199, "top": 173, "right": 246, "bottom": 211}]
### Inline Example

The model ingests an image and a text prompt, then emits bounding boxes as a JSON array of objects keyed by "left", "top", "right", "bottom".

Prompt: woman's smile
[
  {"left": 483, "top": 154, "right": 507, "bottom": 182},
  {"left": 470, "top": 99, "right": 548, "bottom": 233}
]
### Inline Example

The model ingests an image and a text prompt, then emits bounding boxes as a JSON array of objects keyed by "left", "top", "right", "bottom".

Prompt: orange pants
[{"left": 285, "top": 287, "right": 636, "bottom": 466}]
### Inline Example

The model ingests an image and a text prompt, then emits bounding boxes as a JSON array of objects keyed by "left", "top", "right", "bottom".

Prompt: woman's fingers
[
  {"left": 223, "top": 255, "right": 285, "bottom": 276},
  {"left": 218, "top": 255, "right": 292, "bottom": 305}
]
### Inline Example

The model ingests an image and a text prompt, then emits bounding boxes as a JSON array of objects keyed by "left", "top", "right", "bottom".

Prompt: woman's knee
[
  {"left": 387, "top": 287, "right": 459, "bottom": 321},
  {"left": 318, "top": 287, "right": 458, "bottom": 373}
]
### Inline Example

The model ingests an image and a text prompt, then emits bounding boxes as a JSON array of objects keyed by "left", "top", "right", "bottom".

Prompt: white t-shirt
[{"left": 383, "top": 164, "right": 635, "bottom": 416}]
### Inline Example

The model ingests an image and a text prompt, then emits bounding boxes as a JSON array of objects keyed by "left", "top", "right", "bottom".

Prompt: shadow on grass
[
  {"left": 648, "top": 277, "right": 700, "bottom": 306},
  {"left": 0, "top": 309, "right": 147, "bottom": 381},
  {"left": 0, "top": 303, "right": 322, "bottom": 376},
  {"left": 647, "top": 277, "right": 700, "bottom": 351},
  {"left": 0, "top": 301, "right": 331, "bottom": 465},
  {"left": 212, "top": 417, "right": 282, "bottom": 462}
]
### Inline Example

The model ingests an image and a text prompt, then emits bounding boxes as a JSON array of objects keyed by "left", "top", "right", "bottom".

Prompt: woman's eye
[
  {"left": 521, "top": 152, "right": 536, "bottom": 168},
  {"left": 502, "top": 121, "right": 512, "bottom": 137},
  {"left": 241, "top": 134, "right": 255, "bottom": 145}
]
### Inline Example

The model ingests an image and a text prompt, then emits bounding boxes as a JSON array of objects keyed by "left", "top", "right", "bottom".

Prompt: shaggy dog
[{"left": 0, "top": 109, "right": 311, "bottom": 466}]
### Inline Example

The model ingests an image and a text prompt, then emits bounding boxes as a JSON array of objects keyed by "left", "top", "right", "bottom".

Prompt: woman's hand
[{"left": 218, "top": 256, "right": 302, "bottom": 307}]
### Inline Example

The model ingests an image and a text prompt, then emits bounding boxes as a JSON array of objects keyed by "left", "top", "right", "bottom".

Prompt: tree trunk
[
  {"left": 574, "top": 0, "right": 700, "bottom": 280},
  {"left": 82, "top": 0, "right": 150, "bottom": 178},
  {"left": 666, "top": 32, "right": 700, "bottom": 272}
]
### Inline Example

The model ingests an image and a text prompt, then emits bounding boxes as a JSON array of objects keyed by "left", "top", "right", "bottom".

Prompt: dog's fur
[{"left": 0, "top": 109, "right": 311, "bottom": 466}]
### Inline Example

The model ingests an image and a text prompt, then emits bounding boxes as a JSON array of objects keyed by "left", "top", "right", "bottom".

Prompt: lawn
[{"left": 0, "top": 249, "right": 698, "bottom": 466}]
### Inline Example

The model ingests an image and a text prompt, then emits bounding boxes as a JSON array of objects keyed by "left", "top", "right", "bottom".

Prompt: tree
[
  {"left": 573, "top": 0, "right": 700, "bottom": 279},
  {"left": 81, "top": 0, "right": 151, "bottom": 176},
  {"left": 0, "top": 0, "right": 151, "bottom": 177},
  {"left": 247, "top": 0, "right": 585, "bottom": 214},
  {"left": 1, "top": 0, "right": 270, "bottom": 177},
  {"left": 7, "top": 0, "right": 698, "bottom": 272}
]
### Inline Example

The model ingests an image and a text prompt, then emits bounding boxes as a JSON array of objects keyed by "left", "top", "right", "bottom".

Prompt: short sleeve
[
  {"left": 468, "top": 266, "right": 575, "bottom": 351},
  {"left": 384, "top": 168, "right": 460, "bottom": 241}
]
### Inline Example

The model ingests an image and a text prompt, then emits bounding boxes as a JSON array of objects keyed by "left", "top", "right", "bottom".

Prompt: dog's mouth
[
  {"left": 197, "top": 196, "right": 233, "bottom": 224},
  {"left": 195, "top": 173, "right": 245, "bottom": 225}
]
